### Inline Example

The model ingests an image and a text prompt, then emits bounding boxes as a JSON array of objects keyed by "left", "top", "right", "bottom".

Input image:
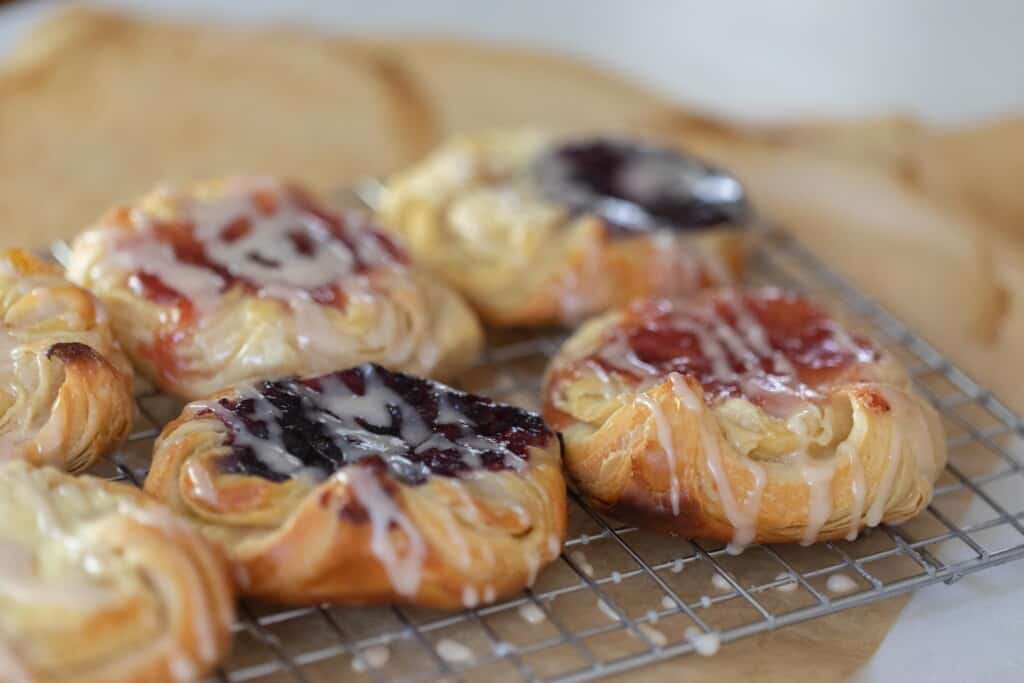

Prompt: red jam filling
[
  {"left": 590, "top": 289, "right": 878, "bottom": 407},
  {"left": 110, "top": 182, "right": 406, "bottom": 380}
]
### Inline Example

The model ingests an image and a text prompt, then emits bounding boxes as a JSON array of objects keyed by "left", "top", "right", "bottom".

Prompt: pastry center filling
[
  {"left": 112, "top": 179, "right": 405, "bottom": 311},
  {"left": 589, "top": 289, "right": 878, "bottom": 412},
  {"left": 202, "top": 363, "right": 553, "bottom": 486},
  {"left": 531, "top": 138, "right": 747, "bottom": 233}
]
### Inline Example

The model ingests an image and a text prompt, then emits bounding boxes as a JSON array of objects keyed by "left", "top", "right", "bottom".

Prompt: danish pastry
[
  {"left": 0, "top": 462, "right": 235, "bottom": 683},
  {"left": 66, "top": 176, "right": 483, "bottom": 400},
  {"left": 377, "top": 130, "right": 748, "bottom": 326},
  {"left": 0, "top": 249, "right": 133, "bottom": 472},
  {"left": 542, "top": 288, "right": 946, "bottom": 547},
  {"left": 144, "top": 362, "right": 566, "bottom": 608}
]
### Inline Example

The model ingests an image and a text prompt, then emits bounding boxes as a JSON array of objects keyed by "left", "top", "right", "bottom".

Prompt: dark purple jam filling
[
  {"left": 531, "top": 138, "right": 748, "bottom": 234},
  {"left": 211, "top": 363, "right": 554, "bottom": 486}
]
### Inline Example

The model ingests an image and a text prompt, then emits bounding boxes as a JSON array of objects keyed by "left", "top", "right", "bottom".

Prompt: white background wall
[{"left": 2, "top": 0, "right": 1023, "bottom": 124}]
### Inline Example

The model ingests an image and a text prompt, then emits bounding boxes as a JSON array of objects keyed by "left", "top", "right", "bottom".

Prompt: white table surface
[{"left": 3, "top": 2, "right": 1022, "bottom": 681}]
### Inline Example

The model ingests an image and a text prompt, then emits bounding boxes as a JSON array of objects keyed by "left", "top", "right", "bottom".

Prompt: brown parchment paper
[{"left": 2, "top": 8, "right": 1022, "bottom": 682}]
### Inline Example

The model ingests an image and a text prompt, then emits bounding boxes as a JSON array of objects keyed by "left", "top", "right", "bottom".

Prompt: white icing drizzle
[
  {"left": 525, "top": 548, "right": 541, "bottom": 587},
  {"left": 787, "top": 406, "right": 837, "bottom": 546},
  {"left": 344, "top": 466, "right": 425, "bottom": 597},
  {"left": 569, "top": 550, "right": 595, "bottom": 577},
  {"left": 352, "top": 645, "right": 390, "bottom": 672},
  {"left": 725, "top": 542, "right": 746, "bottom": 556},
  {"left": 670, "top": 374, "right": 765, "bottom": 549},
  {"left": 826, "top": 573, "right": 858, "bottom": 595},
  {"left": 843, "top": 439, "right": 867, "bottom": 541},
  {"left": 661, "top": 596, "right": 676, "bottom": 610},
  {"left": 722, "top": 290, "right": 796, "bottom": 376},
  {"left": 670, "top": 558, "right": 684, "bottom": 573},
  {"left": 698, "top": 596, "right": 712, "bottom": 608},
  {"left": 827, "top": 321, "right": 876, "bottom": 363},
  {"left": 546, "top": 533, "right": 561, "bottom": 557},
  {"left": 637, "top": 623, "right": 668, "bottom": 648},
  {"left": 169, "top": 653, "right": 198, "bottom": 683},
  {"left": 774, "top": 572, "right": 798, "bottom": 593},
  {"left": 517, "top": 602, "right": 547, "bottom": 625},
  {"left": 461, "top": 586, "right": 479, "bottom": 608},
  {"left": 710, "top": 574, "right": 731, "bottom": 593},
  {"left": 435, "top": 638, "right": 474, "bottom": 664},
  {"left": 591, "top": 291, "right": 877, "bottom": 418},
  {"left": 113, "top": 179, "right": 399, "bottom": 314},
  {"left": 193, "top": 367, "right": 533, "bottom": 485},
  {"left": 685, "top": 627, "right": 721, "bottom": 656},
  {"left": 636, "top": 393, "right": 681, "bottom": 516}
]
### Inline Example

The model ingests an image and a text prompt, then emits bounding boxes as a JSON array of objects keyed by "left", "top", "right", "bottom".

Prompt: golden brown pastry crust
[
  {"left": 377, "top": 129, "right": 747, "bottom": 327},
  {"left": 0, "top": 249, "right": 133, "bottom": 472},
  {"left": 144, "top": 364, "right": 567, "bottom": 608},
  {"left": 542, "top": 288, "right": 947, "bottom": 546},
  {"left": 0, "top": 462, "right": 235, "bottom": 683},
  {"left": 66, "top": 177, "right": 483, "bottom": 400}
]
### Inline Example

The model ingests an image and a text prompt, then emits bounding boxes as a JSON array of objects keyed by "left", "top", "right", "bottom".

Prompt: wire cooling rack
[{"left": 77, "top": 227, "right": 1024, "bottom": 683}]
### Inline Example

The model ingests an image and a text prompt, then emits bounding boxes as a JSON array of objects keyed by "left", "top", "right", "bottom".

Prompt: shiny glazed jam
[
  {"left": 531, "top": 138, "right": 747, "bottom": 234},
  {"left": 102, "top": 179, "right": 407, "bottom": 380},
  {"left": 206, "top": 363, "right": 554, "bottom": 486},
  {"left": 119, "top": 181, "right": 405, "bottom": 310},
  {"left": 588, "top": 289, "right": 879, "bottom": 408}
]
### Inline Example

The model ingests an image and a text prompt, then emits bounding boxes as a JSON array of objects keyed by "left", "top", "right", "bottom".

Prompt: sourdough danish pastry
[
  {"left": 144, "top": 363, "right": 566, "bottom": 607},
  {"left": 66, "top": 177, "right": 483, "bottom": 400},
  {"left": 542, "top": 288, "right": 946, "bottom": 546},
  {"left": 377, "top": 130, "right": 747, "bottom": 326},
  {"left": 0, "top": 462, "right": 235, "bottom": 683},
  {"left": 0, "top": 249, "right": 133, "bottom": 472}
]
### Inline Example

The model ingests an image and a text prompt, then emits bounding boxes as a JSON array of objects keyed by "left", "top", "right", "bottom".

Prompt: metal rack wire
[{"left": 82, "top": 227, "right": 1024, "bottom": 683}]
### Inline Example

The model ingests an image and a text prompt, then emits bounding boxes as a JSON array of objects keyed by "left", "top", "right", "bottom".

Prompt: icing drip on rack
[{"left": 201, "top": 363, "right": 553, "bottom": 486}]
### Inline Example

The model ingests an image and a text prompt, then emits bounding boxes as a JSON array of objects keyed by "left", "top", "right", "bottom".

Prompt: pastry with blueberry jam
[
  {"left": 376, "top": 129, "right": 748, "bottom": 326},
  {"left": 66, "top": 176, "right": 483, "bottom": 400},
  {"left": 144, "top": 363, "right": 566, "bottom": 608},
  {"left": 542, "top": 288, "right": 946, "bottom": 548}
]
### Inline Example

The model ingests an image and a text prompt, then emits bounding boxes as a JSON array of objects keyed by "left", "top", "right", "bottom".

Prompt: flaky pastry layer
[
  {"left": 0, "top": 249, "right": 133, "bottom": 472},
  {"left": 0, "top": 462, "right": 235, "bottom": 683}
]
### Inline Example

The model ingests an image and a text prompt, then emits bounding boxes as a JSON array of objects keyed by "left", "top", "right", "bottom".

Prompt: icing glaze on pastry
[
  {"left": 145, "top": 364, "right": 566, "bottom": 608},
  {"left": 0, "top": 462, "right": 235, "bottom": 683},
  {"left": 531, "top": 137, "right": 747, "bottom": 234},
  {"left": 67, "top": 177, "right": 483, "bottom": 399},
  {"left": 202, "top": 363, "right": 550, "bottom": 485},
  {"left": 377, "top": 129, "right": 747, "bottom": 326},
  {"left": 543, "top": 288, "right": 946, "bottom": 548}
]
